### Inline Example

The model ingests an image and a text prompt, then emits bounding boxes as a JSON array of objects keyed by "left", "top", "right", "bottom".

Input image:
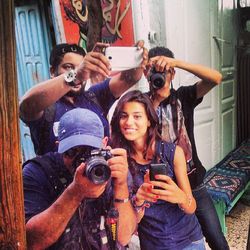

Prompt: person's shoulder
[
  {"left": 162, "top": 141, "right": 176, "bottom": 150},
  {"left": 176, "top": 83, "right": 199, "bottom": 104},
  {"left": 175, "top": 145, "right": 184, "bottom": 156},
  {"left": 21, "top": 112, "right": 46, "bottom": 126},
  {"left": 23, "top": 152, "right": 59, "bottom": 173},
  {"left": 89, "top": 78, "right": 112, "bottom": 92},
  {"left": 176, "top": 83, "right": 197, "bottom": 94},
  {"left": 22, "top": 156, "right": 47, "bottom": 183}
]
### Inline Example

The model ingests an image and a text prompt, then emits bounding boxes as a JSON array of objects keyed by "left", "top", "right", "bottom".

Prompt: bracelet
[
  {"left": 131, "top": 195, "right": 150, "bottom": 213},
  {"left": 113, "top": 197, "right": 130, "bottom": 203},
  {"left": 178, "top": 194, "right": 192, "bottom": 211}
]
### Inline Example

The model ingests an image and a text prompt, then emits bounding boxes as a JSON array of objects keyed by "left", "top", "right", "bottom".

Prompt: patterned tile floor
[
  {"left": 224, "top": 201, "right": 249, "bottom": 250},
  {"left": 205, "top": 200, "right": 250, "bottom": 250}
]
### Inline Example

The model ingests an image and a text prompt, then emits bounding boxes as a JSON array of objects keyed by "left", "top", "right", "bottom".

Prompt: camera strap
[
  {"left": 99, "top": 215, "right": 110, "bottom": 250},
  {"left": 106, "top": 207, "right": 119, "bottom": 250}
]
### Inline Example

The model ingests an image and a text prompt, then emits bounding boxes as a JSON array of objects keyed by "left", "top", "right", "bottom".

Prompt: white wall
[{"left": 132, "top": 0, "right": 237, "bottom": 170}]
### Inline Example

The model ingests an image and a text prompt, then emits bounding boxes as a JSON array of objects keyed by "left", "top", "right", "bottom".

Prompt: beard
[{"left": 65, "top": 82, "right": 86, "bottom": 97}]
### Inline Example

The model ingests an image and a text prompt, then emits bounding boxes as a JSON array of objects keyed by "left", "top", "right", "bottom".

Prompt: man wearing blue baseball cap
[{"left": 23, "top": 108, "right": 136, "bottom": 249}]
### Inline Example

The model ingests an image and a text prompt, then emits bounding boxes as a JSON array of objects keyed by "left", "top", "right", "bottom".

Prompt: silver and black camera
[
  {"left": 73, "top": 149, "right": 112, "bottom": 184},
  {"left": 148, "top": 67, "right": 166, "bottom": 90}
]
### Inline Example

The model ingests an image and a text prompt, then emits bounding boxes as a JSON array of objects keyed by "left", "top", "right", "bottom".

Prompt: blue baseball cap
[{"left": 58, "top": 108, "right": 104, "bottom": 153}]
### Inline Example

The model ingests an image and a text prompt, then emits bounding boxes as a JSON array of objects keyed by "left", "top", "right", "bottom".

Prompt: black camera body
[
  {"left": 74, "top": 149, "right": 112, "bottom": 184},
  {"left": 148, "top": 67, "right": 166, "bottom": 90}
]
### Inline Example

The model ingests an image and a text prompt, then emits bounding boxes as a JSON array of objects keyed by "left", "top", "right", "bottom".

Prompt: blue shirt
[
  {"left": 131, "top": 142, "right": 203, "bottom": 250},
  {"left": 23, "top": 152, "right": 128, "bottom": 249},
  {"left": 23, "top": 153, "right": 67, "bottom": 221},
  {"left": 27, "top": 79, "right": 116, "bottom": 155}
]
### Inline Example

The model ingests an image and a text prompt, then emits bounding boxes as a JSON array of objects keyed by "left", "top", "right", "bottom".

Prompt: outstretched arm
[
  {"left": 109, "top": 40, "right": 148, "bottom": 98},
  {"left": 19, "top": 51, "right": 111, "bottom": 122},
  {"left": 19, "top": 74, "right": 71, "bottom": 121},
  {"left": 149, "top": 56, "right": 222, "bottom": 99}
]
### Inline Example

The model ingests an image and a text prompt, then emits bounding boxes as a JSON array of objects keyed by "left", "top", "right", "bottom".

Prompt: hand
[
  {"left": 89, "top": 43, "right": 111, "bottom": 82},
  {"left": 149, "top": 174, "right": 187, "bottom": 204},
  {"left": 148, "top": 56, "right": 177, "bottom": 72},
  {"left": 107, "top": 148, "right": 129, "bottom": 186},
  {"left": 92, "top": 42, "right": 110, "bottom": 53},
  {"left": 134, "top": 171, "right": 158, "bottom": 205},
  {"left": 72, "top": 162, "right": 107, "bottom": 200},
  {"left": 135, "top": 40, "right": 148, "bottom": 70},
  {"left": 120, "top": 40, "right": 148, "bottom": 82},
  {"left": 75, "top": 43, "right": 111, "bottom": 82}
]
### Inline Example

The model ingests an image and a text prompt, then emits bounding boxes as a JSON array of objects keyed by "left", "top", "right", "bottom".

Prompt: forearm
[
  {"left": 26, "top": 183, "right": 84, "bottom": 249},
  {"left": 178, "top": 192, "right": 196, "bottom": 214},
  {"left": 174, "top": 146, "right": 196, "bottom": 214},
  {"left": 19, "top": 74, "right": 71, "bottom": 121},
  {"left": 131, "top": 195, "right": 147, "bottom": 223},
  {"left": 109, "top": 68, "right": 143, "bottom": 98},
  {"left": 120, "top": 67, "right": 143, "bottom": 85},
  {"left": 175, "top": 59, "right": 222, "bottom": 85},
  {"left": 113, "top": 184, "right": 137, "bottom": 246}
]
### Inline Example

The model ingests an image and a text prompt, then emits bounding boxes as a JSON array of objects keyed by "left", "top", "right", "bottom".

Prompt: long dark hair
[{"left": 110, "top": 90, "right": 161, "bottom": 160}]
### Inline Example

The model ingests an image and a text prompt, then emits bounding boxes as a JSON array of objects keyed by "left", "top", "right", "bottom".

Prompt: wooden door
[{"left": 15, "top": 0, "right": 52, "bottom": 161}]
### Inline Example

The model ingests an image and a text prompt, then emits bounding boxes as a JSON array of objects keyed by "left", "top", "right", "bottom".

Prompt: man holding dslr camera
[{"left": 23, "top": 108, "right": 136, "bottom": 249}]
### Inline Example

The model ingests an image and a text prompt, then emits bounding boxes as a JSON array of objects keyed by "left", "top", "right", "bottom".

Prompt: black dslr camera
[
  {"left": 148, "top": 67, "right": 166, "bottom": 90},
  {"left": 73, "top": 149, "right": 112, "bottom": 184}
]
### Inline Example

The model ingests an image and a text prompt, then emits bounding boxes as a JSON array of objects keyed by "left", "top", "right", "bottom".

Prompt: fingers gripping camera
[{"left": 74, "top": 149, "right": 112, "bottom": 184}]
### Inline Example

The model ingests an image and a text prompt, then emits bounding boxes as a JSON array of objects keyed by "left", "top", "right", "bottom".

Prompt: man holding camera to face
[
  {"left": 23, "top": 108, "right": 136, "bottom": 249},
  {"left": 146, "top": 47, "right": 229, "bottom": 250}
]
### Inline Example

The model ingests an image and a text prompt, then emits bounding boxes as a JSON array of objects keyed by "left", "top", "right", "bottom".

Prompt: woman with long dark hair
[{"left": 110, "top": 90, "right": 205, "bottom": 250}]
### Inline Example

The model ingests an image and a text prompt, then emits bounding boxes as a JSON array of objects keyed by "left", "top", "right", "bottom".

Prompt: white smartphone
[{"left": 105, "top": 46, "right": 143, "bottom": 71}]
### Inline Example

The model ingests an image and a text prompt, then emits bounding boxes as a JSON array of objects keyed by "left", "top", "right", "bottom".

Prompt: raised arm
[
  {"left": 108, "top": 148, "right": 137, "bottom": 246},
  {"left": 149, "top": 56, "right": 222, "bottom": 99},
  {"left": 19, "top": 51, "right": 111, "bottom": 122},
  {"left": 109, "top": 40, "right": 148, "bottom": 98},
  {"left": 19, "top": 74, "right": 71, "bottom": 121}
]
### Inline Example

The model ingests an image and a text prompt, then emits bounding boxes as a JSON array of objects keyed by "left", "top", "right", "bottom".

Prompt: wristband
[
  {"left": 131, "top": 195, "right": 150, "bottom": 213},
  {"left": 178, "top": 195, "right": 192, "bottom": 211},
  {"left": 114, "top": 197, "right": 130, "bottom": 203}
]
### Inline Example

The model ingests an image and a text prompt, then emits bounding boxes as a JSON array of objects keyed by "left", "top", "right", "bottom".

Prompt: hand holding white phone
[{"left": 105, "top": 46, "right": 143, "bottom": 71}]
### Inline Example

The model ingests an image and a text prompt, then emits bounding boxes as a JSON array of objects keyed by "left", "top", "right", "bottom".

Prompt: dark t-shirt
[
  {"left": 23, "top": 152, "right": 118, "bottom": 249},
  {"left": 23, "top": 153, "right": 68, "bottom": 222},
  {"left": 159, "top": 84, "right": 206, "bottom": 189},
  {"left": 25, "top": 79, "right": 116, "bottom": 155}
]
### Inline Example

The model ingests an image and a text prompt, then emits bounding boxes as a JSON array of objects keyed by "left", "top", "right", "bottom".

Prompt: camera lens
[
  {"left": 85, "top": 156, "right": 111, "bottom": 184},
  {"left": 149, "top": 67, "right": 166, "bottom": 90},
  {"left": 94, "top": 166, "right": 105, "bottom": 177},
  {"left": 151, "top": 73, "right": 165, "bottom": 89}
]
